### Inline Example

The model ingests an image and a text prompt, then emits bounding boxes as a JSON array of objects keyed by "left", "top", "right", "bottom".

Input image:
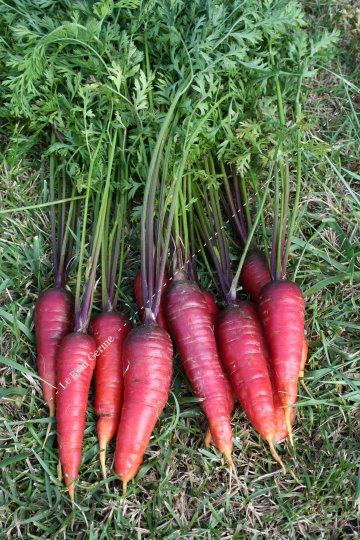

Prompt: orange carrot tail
[
  {"left": 99, "top": 444, "right": 107, "bottom": 480},
  {"left": 225, "top": 450, "right": 234, "bottom": 470},
  {"left": 67, "top": 482, "right": 75, "bottom": 502},
  {"left": 122, "top": 480, "right": 128, "bottom": 496},
  {"left": 284, "top": 408, "right": 294, "bottom": 447},
  {"left": 43, "top": 403, "right": 55, "bottom": 449},
  {"left": 268, "top": 441, "right": 286, "bottom": 473},
  {"left": 205, "top": 428, "right": 212, "bottom": 448}
]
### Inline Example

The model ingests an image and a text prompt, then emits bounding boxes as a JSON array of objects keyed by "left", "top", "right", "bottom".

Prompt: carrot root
[
  {"left": 99, "top": 444, "right": 107, "bottom": 480},
  {"left": 268, "top": 441, "right": 286, "bottom": 473},
  {"left": 205, "top": 428, "right": 212, "bottom": 448},
  {"left": 285, "top": 408, "right": 294, "bottom": 447},
  {"left": 67, "top": 481, "right": 75, "bottom": 503}
]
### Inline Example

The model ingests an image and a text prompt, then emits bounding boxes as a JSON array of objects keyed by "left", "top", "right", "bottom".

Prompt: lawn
[{"left": 0, "top": 1, "right": 359, "bottom": 538}]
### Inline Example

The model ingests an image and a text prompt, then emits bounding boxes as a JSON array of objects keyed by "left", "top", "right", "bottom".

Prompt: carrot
[
  {"left": 215, "top": 301, "right": 283, "bottom": 467},
  {"left": 134, "top": 270, "right": 170, "bottom": 331},
  {"left": 258, "top": 280, "right": 305, "bottom": 445},
  {"left": 89, "top": 312, "right": 131, "bottom": 477},
  {"left": 56, "top": 129, "right": 117, "bottom": 499},
  {"left": 201, "top": 290, "right": 234, "bottom": 447},
  {"left": 56, "top": 332, "right": 96, "bottom": 501},
  {"left": 35, "top": 288, "right": 74, "bottom": 417},
  {"left": 240, "top": 251, "right": 271, "bottom": 302},
  {"left": 202, "top": 290, "right": 219, "bottom": 323},
  {"left": 114, "top": 324, "right": 173, "bottom": 491},
  {"left": 35, "top": 147, "right": 76, "bottom": 419},
  {"left": 166, "top": 274, "right": 234, "bottom": 464}
]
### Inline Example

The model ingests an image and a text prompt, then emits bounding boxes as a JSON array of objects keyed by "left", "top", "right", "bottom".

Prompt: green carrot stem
[
  {"left": 74, "top": 129, "right": 106, "bottom": 315},
  {"left": 240, "top": 173, "right": 252, "bottom": 232},
  {"left": 229, "top": 178, "right": 271, "bottom": 303},
  {"left": 282, "top": 74, "right": 304, "bottom": 275},
  {"left": 75, "top": 130, "right": 117, "bottom": 331}
]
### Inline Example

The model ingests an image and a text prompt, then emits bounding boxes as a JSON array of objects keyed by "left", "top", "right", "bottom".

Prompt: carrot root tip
[
  {"left": 67, "top": 483, "right": 75, "bottom": 502},
  {"left": 122, "top": 480, "right": 128, "bottom": 496},
  {"left": 285, "top": 409, "right": 295, "bottom": 447},
  {"left": 99, "top": 445, "right": 107, "bottom": 480},
  {"left": 224, "top": 449, "right": 234, "bottom": 470},
  {"left": 268, "top": 441, "right": 286, "bottom": 473},
  {"left": 205, "top": 428, "right": 212, "bottom": 448}
]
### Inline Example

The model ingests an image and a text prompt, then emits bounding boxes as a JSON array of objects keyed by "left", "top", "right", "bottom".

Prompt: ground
[{"left": 0, "top": 2, "right": 359, "bottom": 539}]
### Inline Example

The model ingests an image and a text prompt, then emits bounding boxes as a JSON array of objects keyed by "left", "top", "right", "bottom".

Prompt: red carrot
[
  {"left": 215, "top": 301, "right": 283, "bottom": 466},
  {"left": 56, "top": 129, "right": 117, "bottom": 500},
  {"left": 201, "top": 290, "right": 234, "bottom": 447},
  {"left": 35, "top": 147, "right": 76, "bottom": 419},
  {"left": 202, "top": 290, "right": 219, "bottom": 323},
  {"left": 57, "top": 332, "right": 96, "bottom": 501},
  {"left": 258, "top": 280, "right": 305, "bottom": 445},
  {"left": 89, "top": 312, "right": 131, "bottom": 477},
  {"left": 134, "top": 270, "right": 170, "bottom": 331},
  {"left": 240, "top": 251, "right": 271, "bottom": 302},
  {"left": 35, "top": 288, "right": 74, "bottom": 417},
  {"left": 114, "top": 325, "right": 172, "bottom": 491},
  {"left": 166, "top": 275, "right": 234, "bottom": 464}
]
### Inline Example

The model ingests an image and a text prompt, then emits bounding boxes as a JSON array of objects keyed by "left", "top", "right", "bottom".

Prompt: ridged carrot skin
[
  {"left": 240, "top": 251, "right": 271, "bottom": 302},
  {"left": 166, "top": 277, "right": 233, "bottom": 463},
  {"left": 201, "top": 291, "right": 234, "bottom": 415},
  {"left": 89, "top": 311, "right": 131, "bottom": 474},
  {"left": 114, "top": 324, "right": 173, "bottom": 490},
  {"left": 56, "top": 332, "right": 96, "bottom": 500},
  {"left": 134, "top": 271, "right": 170, "bottom": 331},
  {"left": 201, "top": 290, "right": 234, "bottom": 447},
  {"left": 215, "top": 302, "right": 276, "bottom": 442},
  {"left": 258, "top": 280, "right": 305, "bottom": 443},
  {"left": 35, "top": 288, "right": 74, "bottom": 416}
]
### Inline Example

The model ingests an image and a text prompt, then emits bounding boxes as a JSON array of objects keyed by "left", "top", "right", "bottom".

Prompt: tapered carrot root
[
  {"left": 56, "top": 332, "right": 96, "bottom": 500},
  {"left": 114, "top": 325, "right": 173, "bottom": 489},
  {"left": 201, "top": 290, "right": 234, "bottom": 449},
  {"left": 89, "top": 311, "right": 131, "bottom": 478},
  {"left": 35, "top": 288, "right": 74, "bottom": 416},
  {"left": 259, "top": 281, "right": 305, "bottom": 446},
  {"left": 240, "top": 251, "right": 271, "bottom": 302},
  {"left": 216, "top": 303, "right": 276, "bottom": 441},
  {"left": 134, "top": 271, "right": 170, "bottom": 332},
  {"left": 166, "top": 277, "right": 233, "bottom": 463}
]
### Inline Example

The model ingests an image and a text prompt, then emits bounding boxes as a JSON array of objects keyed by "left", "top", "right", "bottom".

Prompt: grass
[{"left": 0, "top": 3, "right": 359, "bottom": 539}]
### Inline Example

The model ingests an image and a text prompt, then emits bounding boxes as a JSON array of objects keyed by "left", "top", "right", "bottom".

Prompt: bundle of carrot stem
[{"left": 24, "top": 0, "right": 320, "bottom": 502}]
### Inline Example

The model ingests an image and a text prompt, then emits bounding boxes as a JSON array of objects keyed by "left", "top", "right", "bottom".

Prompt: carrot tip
[
  {"left": 42, "top": 421, "right": 52, "bottom": 449},
  {"left": 205, "top": 428, "right": 212, "bottom": 448},
  {"left": 268, "top": 441, "right": 286, "bottom": 473},
  {"left": 122, "top": 480, "right": 128, "bottom": 496},
  {"left": 285, "top": 409, "right": 295, "bottom": 447},
  {"left": 224, "top": 449, "right": 234, "bottom": 470},
  {"left": 99, "top": 445, "right": 107, "bottom": 480},
  {"left": 67, "top": 483, "right": 75, "bottom": 502}
]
